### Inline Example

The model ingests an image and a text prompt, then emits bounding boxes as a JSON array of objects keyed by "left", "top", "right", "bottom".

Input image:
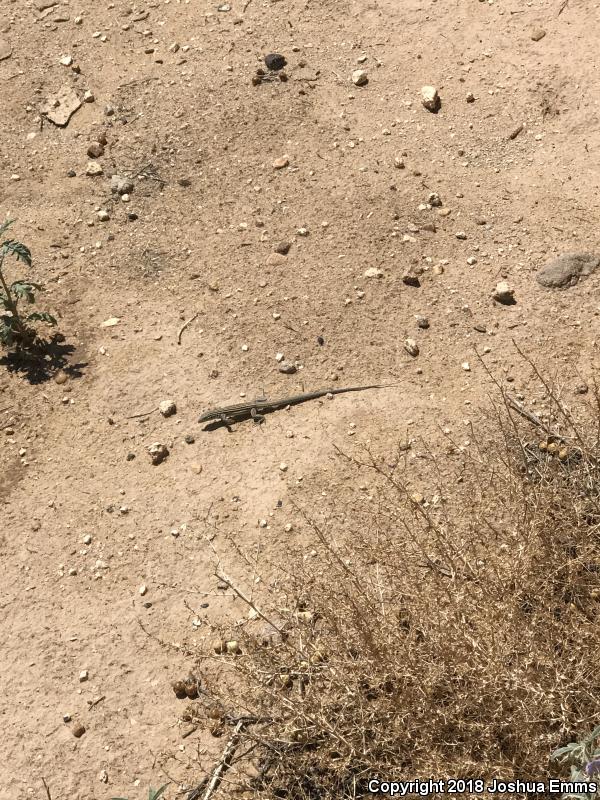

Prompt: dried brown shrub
[{"left": 197, "top": 378, "right": 600, "bottom": 799}]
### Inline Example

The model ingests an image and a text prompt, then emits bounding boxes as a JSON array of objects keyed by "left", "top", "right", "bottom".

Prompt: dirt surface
[{"left": 1, "top": 0, "right": 599, "bottom": 796}]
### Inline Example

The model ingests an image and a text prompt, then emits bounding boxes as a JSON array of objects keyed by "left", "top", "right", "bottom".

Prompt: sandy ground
[{"left": 1, "top": 0, "right": 600, "bottom": 796}]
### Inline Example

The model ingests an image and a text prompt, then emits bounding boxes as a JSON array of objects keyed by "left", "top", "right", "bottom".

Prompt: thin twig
[
  {"left": 505, "top": 395, "right": 569, "bottom": 444},
  {"left": 125, "top": 407, "right": 157, "bottom": 419},
  {"left": 201, "top": 720, "right": 246, "bottom": 800},
  {"left": 214, "top": 570, "right": 285, "bottom": 635},
  {"left": 41, "top": 778, "right": 52, "bottom": 800},
  {"left": 242, "top": 0, "right": 253, "bottom": 10},
  {"left": 177, "top": 313, "right": 199, "bottom": 345},
  {"left": 558, "top": 0, "right": 570, "bottom": 14}
]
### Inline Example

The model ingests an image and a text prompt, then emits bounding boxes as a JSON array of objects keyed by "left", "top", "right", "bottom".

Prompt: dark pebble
[
  {"left": 67, "top": 170, "right": 76, "bottom": 177},
  {"left": 317, "top": 335, "right": 325, "bottom": 345},
  {"left": 87, "top": 142, "right": 104, "bottom": 158},
  {"left": 274, "top": 240, "right": 291, "bottom": 255},
  {"left": 178, "top": 177, "right": 192, "bottom": 187},
  {"left": 127, "top": 212, "right": 138, "bottom": 221},
  {"left": 184, "top": 434, "right": 195, "bottom": 444},
  {"left": 265, "top": 52, "right": 286, "bottom": 71},
  {"left": 402, "top": 272, "right": 421, "bottom": 288},
  {"left": 126, "top": 452, "right": 136, "bottom": 461}
]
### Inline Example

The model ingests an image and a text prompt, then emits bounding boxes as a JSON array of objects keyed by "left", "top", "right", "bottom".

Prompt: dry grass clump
[{"left": 196, "top": 379, "right": 600, "bottom": 799}]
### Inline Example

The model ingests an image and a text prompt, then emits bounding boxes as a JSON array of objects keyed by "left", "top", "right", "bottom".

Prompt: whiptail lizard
[{"left": 198, "top": 383, "right": 394, "bottom": 430}]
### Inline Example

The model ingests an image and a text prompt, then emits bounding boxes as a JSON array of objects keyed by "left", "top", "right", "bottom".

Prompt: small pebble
[
  {"left": 79, "top": 670, "right": 88, "bottom": 682},
  {"left": 404, "top": 338, "right": 419, "bottom": 357},
  {"left": 415, "top": 315, "right": 429, "bottom": 329},
  {"left": 148, "top": 442, "right": 169, "bottom": 465},
  {"left": 352, "top": 69, "right": 368, "bottom": 86},
  {"left": 274, "top": 241, "right": 291, "bottom": 255},
  {"left": 86, "top": 161, "right": 103, "bottom": 177},
  {"left": 72, "top": 723, "right": 86, "bottom": 738},
  {"left": 159, "top": 399, "right": 177, "bottom": 417},
  {"left": 272, "top": 155, "right": 289, "bottom": 169},
  {"left": 531, "top": 28, "right": 546, "bottom": 41},
  {"left": 402, "top": 270, "right": 420, "bottom": 288},
  {"left": 264, "top": 53, "right": 286, "bottom": 71},
  {"left": 279, "top": 361, "right": 297, "bottom": 374},
  {"left": 421, "top": 85, "right": 440, "bottom": 112},
  {"left": 87, "top": 142, "right": 104, "bottom": 158},
  {"left": 492, "top": 281, "right": 515, "bottom": 305},
  {"left": 139, "top": 584, "right": 147, "bottom": 596},
  {"left": 364, "top": 267, "right": 383, "bottom": 279}
]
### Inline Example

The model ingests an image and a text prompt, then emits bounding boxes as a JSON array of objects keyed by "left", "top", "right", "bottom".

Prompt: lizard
[{"left": 198, "top": 383, "right": 394, "bottom": 430}]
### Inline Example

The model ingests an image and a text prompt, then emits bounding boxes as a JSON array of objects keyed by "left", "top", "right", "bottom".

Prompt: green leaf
[
  {"left": 1, "top": 240, "right": 32, "bottom": 267},
  {"left": 552, "top": 744, "right": 579, "bottom": 761},
  {"left": 0, "top": 318, "right": 15, "bottom": 347},
  {"left": 149, "top": 784, "right": 170, "bottom": 800},
  {"left": 26, "top": 311, "right": 56, "bottom": 325},
  {"left": 0, "top": 219, "right": 14, "bottom": 238},
  {"left": 11, "top": 281, "right": 42, "bottom": 303}
]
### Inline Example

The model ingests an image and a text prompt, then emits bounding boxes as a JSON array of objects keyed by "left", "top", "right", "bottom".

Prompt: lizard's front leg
[
  {"left": 219, "top": 413, "right": 234, "bottom": 432},
  {"left": 250, "top": 407, "right": 266, "bottom": 425}
]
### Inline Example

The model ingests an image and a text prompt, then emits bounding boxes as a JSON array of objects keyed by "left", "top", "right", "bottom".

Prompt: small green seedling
[
  {"left": 112, "top": 783, "right": 170, "bottom": 800},
  {"left": 0, "top": 219, "right": 56, "bottom": 351}
]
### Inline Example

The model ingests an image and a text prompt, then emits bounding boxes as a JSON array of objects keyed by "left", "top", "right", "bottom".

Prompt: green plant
[
  {"left": 0, "top": 219, "right": 56, "bottom": 350},
  {"left": 112, "top": 783, "right": 170, "bottom": 800},
  {"left": 552, "top": 724, "right": 600, "bottom": 799}
]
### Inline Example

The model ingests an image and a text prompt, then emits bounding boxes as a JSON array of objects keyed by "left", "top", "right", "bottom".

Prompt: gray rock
[
  {"left": 111, "top": 174, "right": 134, "bottom": 195},
  {"left": 536, "top": 253, "right": 600, "bottom": 289},
  {"left": 278, "top": 361, "right": 297, "bottom": 374}
]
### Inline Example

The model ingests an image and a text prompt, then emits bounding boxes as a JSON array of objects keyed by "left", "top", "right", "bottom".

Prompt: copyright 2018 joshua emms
[{"left": 368, "top": 778, "right": 597, "bottom": 796}]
